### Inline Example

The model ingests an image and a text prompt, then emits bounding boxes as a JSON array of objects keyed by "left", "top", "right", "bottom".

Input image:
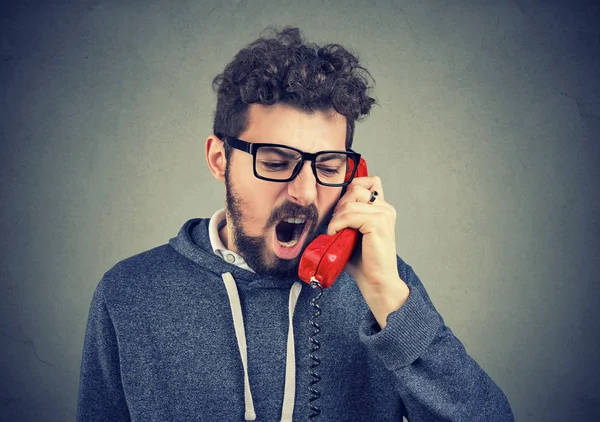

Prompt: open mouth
[
  {"left": 275, "top": 217, "right": 307, "bottom": 247},
  {"left": 273, "top": 216, "right": 311, "bottom": 260}
]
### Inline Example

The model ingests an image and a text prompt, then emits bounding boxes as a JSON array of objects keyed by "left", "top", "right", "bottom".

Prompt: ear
[{"left": 205, "top": 135, "right": 227, "bottom": 182}]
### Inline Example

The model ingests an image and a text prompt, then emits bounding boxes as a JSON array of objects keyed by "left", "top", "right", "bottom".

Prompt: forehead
[{"left": 240, "top": 104, "right": 347, "bottom": 152}]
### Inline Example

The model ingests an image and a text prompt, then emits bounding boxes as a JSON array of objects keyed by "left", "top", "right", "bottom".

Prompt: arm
[
  {"left": 359, "top": 257, "right": 514, "bottom": 422},
  {"left": 77, "top": 281, "right": 130, "bottom": 421},
  {"left": 328, "top": 175, "right": 514, "bottom": 420}
]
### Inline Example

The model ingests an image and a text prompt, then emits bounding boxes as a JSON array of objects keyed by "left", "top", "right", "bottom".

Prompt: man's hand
[{"left": 327, "top": 175, "right": 410, "bottom": 329}]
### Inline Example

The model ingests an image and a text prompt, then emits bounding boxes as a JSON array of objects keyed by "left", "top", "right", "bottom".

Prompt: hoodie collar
[
  {"left": 208, "top": 208, "right": 255, "bottom": 273},
  {"left": 169, "top": 217, "right": 301, "bottom": 290}
]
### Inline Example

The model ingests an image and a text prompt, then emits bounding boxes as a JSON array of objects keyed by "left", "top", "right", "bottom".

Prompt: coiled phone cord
[{"left": 308, "top": 278, "right": 323, "bottom": 421}]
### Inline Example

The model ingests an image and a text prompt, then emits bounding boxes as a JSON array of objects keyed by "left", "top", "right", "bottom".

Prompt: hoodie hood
[{"left": 169, "top": 218, "right": 302, "bottom": 290}]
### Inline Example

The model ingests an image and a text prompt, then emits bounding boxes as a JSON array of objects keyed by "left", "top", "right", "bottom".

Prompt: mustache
[{"left": 266, "top": 201, "right": 319, "bottom": 228}]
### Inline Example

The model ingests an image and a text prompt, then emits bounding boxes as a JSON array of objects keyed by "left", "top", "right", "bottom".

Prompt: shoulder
[
  {"left": 97, "top": 243, "right": 189, "bottom": 301},
  {"left": 105, "top": 244, "right": 176, "bottom": 278}
]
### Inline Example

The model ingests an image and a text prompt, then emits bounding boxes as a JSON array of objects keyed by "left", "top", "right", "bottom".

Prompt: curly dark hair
[{"left": 212, "top": 27, "right": 376, "bottom": 157}]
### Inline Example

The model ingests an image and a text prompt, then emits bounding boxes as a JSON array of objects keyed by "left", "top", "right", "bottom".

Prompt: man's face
[{"left": 224, "top": 103, "right": 347, "bottom": 277}]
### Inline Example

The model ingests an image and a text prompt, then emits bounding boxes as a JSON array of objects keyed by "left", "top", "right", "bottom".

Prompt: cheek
[
  {"left": 238, "top": 180, "right": 281, "bottom": 233},
  {"left": 317, "top": 188, "right": 342, "bottom": 218}
]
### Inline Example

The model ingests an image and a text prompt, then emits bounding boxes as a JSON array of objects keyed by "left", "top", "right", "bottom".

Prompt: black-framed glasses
[{"left": 223, "top": 137, "right": 362, "bottom": 187}]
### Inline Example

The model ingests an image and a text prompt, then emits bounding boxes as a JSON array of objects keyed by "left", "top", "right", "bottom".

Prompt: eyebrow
[
  {"left": 317, "top": 152, "right": 346, "bottom": 161},
  {"left": 259, "top": 146, "right": 300, "bottom": 160}
]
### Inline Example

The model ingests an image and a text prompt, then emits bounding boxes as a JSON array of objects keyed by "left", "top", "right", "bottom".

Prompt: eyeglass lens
[{"left": 255, "top": 146, "right": 356, "bottom": 185}]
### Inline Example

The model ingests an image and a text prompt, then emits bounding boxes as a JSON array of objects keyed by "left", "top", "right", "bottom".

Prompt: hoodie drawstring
[
  {"left": 281, "top": 281, "right": 302, "bottom": 421},
  {"left": 222, "top": 272, "right": 256, "bottom": 421},
  {"left": 222, "top": 272, "right": 303, "bottom": 422}
]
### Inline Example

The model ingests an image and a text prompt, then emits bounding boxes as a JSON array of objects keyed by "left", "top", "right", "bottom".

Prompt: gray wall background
[{"left": 1, "top": 0, "right": 599, "bottom": 421}]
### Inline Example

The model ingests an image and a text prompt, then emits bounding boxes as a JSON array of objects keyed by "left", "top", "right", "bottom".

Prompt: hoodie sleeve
[
  {"left": 77, "top": 280, "right": 130, "bottom": 421},
  {"left": 359, "top": 257, "right": 514, "bottom": 422}
]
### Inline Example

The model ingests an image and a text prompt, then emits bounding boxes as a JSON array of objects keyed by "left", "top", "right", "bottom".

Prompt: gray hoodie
[{"left": 77, "top": 217, "right": 514, "bottom": 421}]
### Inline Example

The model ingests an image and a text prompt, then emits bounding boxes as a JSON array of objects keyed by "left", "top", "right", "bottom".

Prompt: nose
[{"left": 287, "top": 161, "right": 318, "bottom": 207}]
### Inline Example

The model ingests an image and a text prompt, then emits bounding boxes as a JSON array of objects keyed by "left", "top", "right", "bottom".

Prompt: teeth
[
  {"left": 283, "top": 217, "right": 306, "bottom": 224},
  {"left": 278, "top": 238, "right": 299, "bottom": 247},
  {"left": 277, "top": 217, "right": 307, "bottom": 248}
]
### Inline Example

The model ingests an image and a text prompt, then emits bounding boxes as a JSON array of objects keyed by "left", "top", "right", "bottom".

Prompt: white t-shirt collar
[{"left": 208, "top": 208, "right": 256, "bottom": 273}]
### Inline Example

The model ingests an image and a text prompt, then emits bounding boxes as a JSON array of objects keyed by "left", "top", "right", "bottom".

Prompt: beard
[{"left": 224, "top": 169, "right": 334, "bottom": 278}]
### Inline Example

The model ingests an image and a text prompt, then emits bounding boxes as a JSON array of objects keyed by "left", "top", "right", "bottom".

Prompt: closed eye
[
  {"left": 260, "top": 161, "right": 293, "bottom": 171},
  {"left": 317, "top": 166, "right": 341, "bottom": 175}
]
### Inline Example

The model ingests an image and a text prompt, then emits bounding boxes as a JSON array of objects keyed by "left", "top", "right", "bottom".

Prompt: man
[{"left": 77, "top": 27, "right": 514, "bottom": 421}]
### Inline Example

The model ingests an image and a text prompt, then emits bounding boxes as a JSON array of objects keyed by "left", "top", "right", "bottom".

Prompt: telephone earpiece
[{"left": 298, "top": 158, "right": 368, "bottom": 288}]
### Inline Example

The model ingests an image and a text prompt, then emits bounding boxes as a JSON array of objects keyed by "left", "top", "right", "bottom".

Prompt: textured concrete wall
[{"left": 1, "top": 0, "right": 599, "bottom": 421}]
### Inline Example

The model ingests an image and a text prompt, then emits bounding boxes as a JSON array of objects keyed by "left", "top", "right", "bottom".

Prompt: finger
[
  {"left": 334, "top": 184, "right": 373, "bottom": 213},
  {"left": 328, "top": 201, "right": 396, "bottom": 235},
  {"left": 348, "top": 175, "right": 385, "bottom": 202}
]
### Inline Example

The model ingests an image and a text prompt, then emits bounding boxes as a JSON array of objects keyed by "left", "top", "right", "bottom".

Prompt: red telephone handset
[{"left": 298, "top": 158, "right": 368, "bottom": 288}]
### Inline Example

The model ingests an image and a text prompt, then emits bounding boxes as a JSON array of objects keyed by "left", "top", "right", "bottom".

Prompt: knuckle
[
  {"left": 337, "top": 203, "right": 352, "bottom": 216},
  {"left": 348, "top": 183, "right": 361, "bottom": 194}
]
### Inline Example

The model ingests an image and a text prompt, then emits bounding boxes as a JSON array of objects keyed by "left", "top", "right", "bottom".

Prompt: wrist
[{"left": 361, "top": 277, "right": 410, "bottom": 329}]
